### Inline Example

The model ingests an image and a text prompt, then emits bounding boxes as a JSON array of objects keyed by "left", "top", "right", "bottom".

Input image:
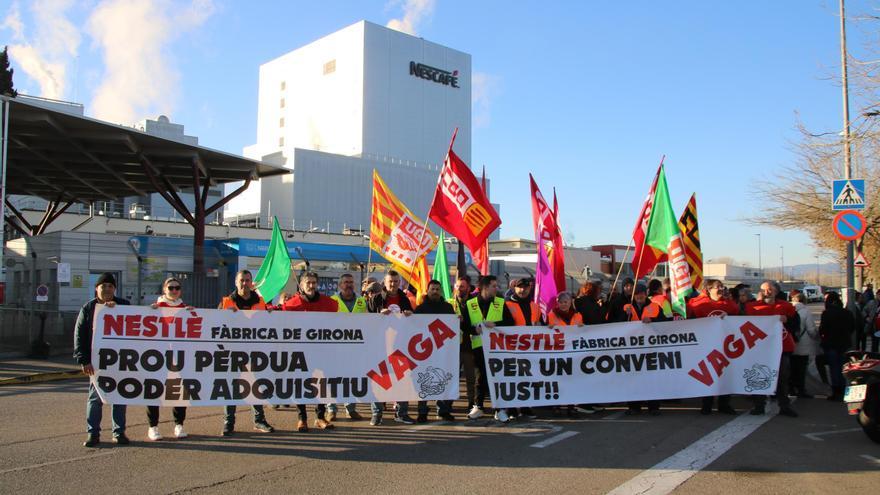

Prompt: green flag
[
  {"left": 254, "top": 217, "right": 291, "bottom": 302},
  {"left": 432, "top": 232, "right": 452, "bottom": 299},
  {"left": 644, "top": 165, "right": 693, "bottom": 318}
]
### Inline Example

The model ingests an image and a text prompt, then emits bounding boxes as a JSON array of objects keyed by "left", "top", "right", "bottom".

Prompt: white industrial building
[{"left": 226, "top": 20, "right": 481, "bottom": 232}]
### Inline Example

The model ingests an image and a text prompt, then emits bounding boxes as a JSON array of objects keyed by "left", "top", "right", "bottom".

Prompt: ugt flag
[
  {"left": 428, "top": 134, "right": 501, "bottom": 259},
  {"left": 371, "top": 170, "right": 437, "bottom": 295},
  {"left": 644, "top": 165, "right": 693, "bottom": 317},
  {"left": 632, "top": 164, "right": 666, "bottom": 280}
]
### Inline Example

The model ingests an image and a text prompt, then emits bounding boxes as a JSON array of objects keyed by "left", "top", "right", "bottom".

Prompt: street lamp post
[
  {"left": 780, "top": 245, "right": 785, "bottom": 281},
  {"left": 815, "top": 255, "right": 821, "bottom": 286},
  {"left": 755, "top": 233, "right": 762, "bottom": 276}
]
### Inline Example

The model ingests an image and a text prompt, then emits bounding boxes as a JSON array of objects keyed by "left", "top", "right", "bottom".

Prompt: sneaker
[
  {"left": 416, "top": 413, "right": 428, "bottom": 423},
  {"left": 778, "top": 406, "right": 799, "bottom": 418},
  {"left": 147, "top": 426, "right": 163, "bottom": 441},
  {"left": 83, "top": 434, "right": 100, "bottom": 448},
  {"left": 327, "top": 411, "right": 337, "bottom": 422},
  {"left": 221, "top": 422, "right": 234, "bottom": 436},
  {"left": 296, "top": 420, "right": 309, "bottom": 432},
  {"left": 466, "top": 406, "right": 484, "bottom": 420},
  {"left": 394, "top": 415, "right": 415, "bottom": 425},
  {"left": 494, "top": 409, "right": 510, "bottom": 423},
  {"left": 173, "top": 424, "right": 187, "bottom": 439},
  {"left": 112, "top": 434, "right": 130, "bottom": 445},
  {"left": 254, "top": 421, "right": 275, "bottom": 433},
  {"left": 314, "top": 418, "right": 335, "bottom": 430},
  {"left": 370, "top": 415, "right": 383, "bottom": 426},
  {"left": 347, "top": 410, "right": 363, "bottom": 421},
  {"left": 520, "top": 407, "right": 537, "bottom": 419},
  {"left": 575, "top": 405, "right": 598, "bottom": 415},
  {"left": 436, "top": 413, "right": 455, "bottom": 422},
  {"left": 749, "top": 406, "right": 765, "bottom": 416}
]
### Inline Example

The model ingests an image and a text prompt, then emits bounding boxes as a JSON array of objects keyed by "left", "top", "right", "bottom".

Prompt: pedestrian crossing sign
[
  {"left": 832, "top": 179, "right": 865, "bottom": 211},
  {"left": 854, "top": 251, "right": 870, "bottom": 267}
]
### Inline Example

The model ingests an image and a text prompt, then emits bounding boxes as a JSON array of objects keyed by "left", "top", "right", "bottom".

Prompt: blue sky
[{"left": 2, "top": 0, "right": 871, "bottom": 267}]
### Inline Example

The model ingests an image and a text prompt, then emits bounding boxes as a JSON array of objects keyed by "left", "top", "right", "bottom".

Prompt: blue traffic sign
[
  {"left": 832, "top": 179, "right": 865, "bottom": 210},
  {"left": 832, "top": 210, "right": 867, "bottom": 241}
]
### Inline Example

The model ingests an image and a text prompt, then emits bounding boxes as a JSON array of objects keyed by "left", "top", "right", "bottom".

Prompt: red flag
[
  {"left": 472, "top": 166, "right": 490, "bottom": 275},
  {"left": 632, "top": 161, "right": 667, "bottom": 279},
  {"left": 551, "top": 188, "right": 566, "bottom": 292},
  {"left": 428, "top": 131, "right": 501, "bottom": 258}
]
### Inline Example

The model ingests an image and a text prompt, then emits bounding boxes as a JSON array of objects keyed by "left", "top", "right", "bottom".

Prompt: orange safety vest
[
  {"left": 547, "top": 311, "right": 583, "bottom": 327},
  {"left": 506, "top": 300, "right": 541, "bottom": 326},
  {"left": 622, "top": 302, "right": 661, "bottom": 321},
  {"left": 220, "top": 295, "right": 267, "bottom": 310}
]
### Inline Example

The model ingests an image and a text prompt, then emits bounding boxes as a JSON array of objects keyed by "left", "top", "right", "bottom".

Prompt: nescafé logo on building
[{"left": 409, "top": 62, "right": 459, "bottom": 88}]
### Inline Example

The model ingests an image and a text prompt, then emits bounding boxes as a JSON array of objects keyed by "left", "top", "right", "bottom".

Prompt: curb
[{"left": 0, "top": 370, "right": 85, "bottom": 386}]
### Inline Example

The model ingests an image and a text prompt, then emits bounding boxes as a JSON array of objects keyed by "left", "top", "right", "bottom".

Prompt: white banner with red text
[
  {"left": 482, "top": 316, "right": 783, "bottom": 408},
  {"left": 91, "top": 305, "right": 460, "bottom": 406}
]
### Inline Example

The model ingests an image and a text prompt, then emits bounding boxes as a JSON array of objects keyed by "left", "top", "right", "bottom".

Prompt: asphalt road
[{"left": 1, "top": 374, "right": 878, "bottom": 495}]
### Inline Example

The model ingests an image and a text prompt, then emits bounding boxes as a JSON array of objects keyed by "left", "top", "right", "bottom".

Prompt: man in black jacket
[
  {"left": 414, "top": 280, "right": 457, "bottom": 422},
  {"left": 73, "top": 272, "right": 130, "bottom": 447}
]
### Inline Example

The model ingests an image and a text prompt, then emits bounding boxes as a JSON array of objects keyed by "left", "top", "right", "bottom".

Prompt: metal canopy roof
[{"left": 2, "top": 95, "right": 287, "bottom": 204}]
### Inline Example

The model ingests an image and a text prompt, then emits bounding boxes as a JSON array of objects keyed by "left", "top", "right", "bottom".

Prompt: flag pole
[
  {"left": 411, "top": 128, "right": 459, "bottom": 283},
  {"left": 609, "top": 239, "right": 633, "bottom": 296}
]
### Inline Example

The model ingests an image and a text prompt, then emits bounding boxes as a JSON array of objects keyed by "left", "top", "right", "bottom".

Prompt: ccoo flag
[
  {"left": 253, "top": 217, "right": 292, "bottom": 302},
  {"left": 530, "top": 175, "right": 564, "bottom": 315},
  {"left": 644, "top": 165, "right": 693, "bottom": 317},
  {"left": 428, "top": 130, "right": 501, "bottom": 261},
  {"left": 370, "top": 170, "right": 437, "bottom": 295},
  {"left": 432, "top": 232, "right": 452, "bottom": 299},
  {"left": 677, "top": 193, "right": 703, "bottom": 291},
  {"left": 632, "top": 163, "right": 666, "bottom": 280}
]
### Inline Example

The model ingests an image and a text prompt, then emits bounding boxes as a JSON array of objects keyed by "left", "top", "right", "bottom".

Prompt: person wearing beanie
[{"left": 74, "top": 272, "right": 130, "bottom": 447}]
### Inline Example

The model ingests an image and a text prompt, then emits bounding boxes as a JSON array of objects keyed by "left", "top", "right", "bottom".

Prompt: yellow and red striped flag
[
  {"left": 370, "top": 170, "right": 438, "bottom": 295},
  {"left": 677, "top": 193, "right": 703, "bottom": 291}
]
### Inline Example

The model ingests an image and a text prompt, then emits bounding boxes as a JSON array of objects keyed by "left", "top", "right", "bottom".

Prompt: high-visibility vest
[
  {"left": 548, "top": 311, "right": 583, "bottom": 327},
  {"left": 506, "top": 300, "right": 541, "bottom": 326},
  {"left": 651, "top": 294, "right": 673, "bottom": 318},
  {"left": 331, "top": 294, "right": 367, "bottom": 313},
  {"left": 448, "top": 297, "right": 464, "bottom": 316},
  {"left": 622, "top": 302, "right": 661, "bottom": 322},
  {"left": 220, "top": 295, "right": 266, "bottom": 310},
  {"left": 466, "top": 296, "right": 505, "bottom": 349}
]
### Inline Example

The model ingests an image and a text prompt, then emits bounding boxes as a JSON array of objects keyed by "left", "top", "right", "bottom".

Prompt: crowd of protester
[{"left": 73, "top": 269, "right": 878, "bottom": 447}]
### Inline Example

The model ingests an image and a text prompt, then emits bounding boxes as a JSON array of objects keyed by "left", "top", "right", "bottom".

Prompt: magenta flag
[{"left": 534, "top": 233, "right": 558, "bottom": 317}]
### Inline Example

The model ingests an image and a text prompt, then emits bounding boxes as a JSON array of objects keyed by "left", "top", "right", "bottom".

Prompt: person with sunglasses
[{"left": 144, "top": 277, "right": 194, "bottom": 440}]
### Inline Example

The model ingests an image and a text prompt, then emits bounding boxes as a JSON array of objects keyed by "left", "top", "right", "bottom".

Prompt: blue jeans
[
  {"left": 370, "top": 402, "right": 384, "bottom": 417},
  {"left": 223, "top": 405, "right": 266, "bottom": 425},
  {"left": 327, "top": 403, "right": 357, "bottom": 415},
  {"left": 823, "top": 346, "right": 845, "bottom": 389},
  {"left": 86, "top": 382, "right": 126, "bottom": 436},
  {"left": 395, "top": 401, "right": 410, "bottom": 417}
]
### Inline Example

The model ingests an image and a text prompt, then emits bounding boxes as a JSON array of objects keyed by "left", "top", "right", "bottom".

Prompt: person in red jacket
[
  {"left": 144, "top": 277, "right": 194, "bottom": 441},
  {"left": 745, "top": 281, "right": 799, "bottom": 418},
  {"left": 284, "top": 271, "right": 339, "bottom": 431},
  {"left": 686, "top": 279, "right": 738, "bottom": 415}
]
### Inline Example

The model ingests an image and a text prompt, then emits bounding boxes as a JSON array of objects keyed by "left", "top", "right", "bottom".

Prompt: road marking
[
  {"left": 802, "top": 428, "right": 862, "bottom": 441},
  {"left": 860, "top": 454, "right": 880, "bottom": 467},
  {"left": 512, "top": 422, "right": 563, "bottom": 438},
  {"left": 530, "top": 431, "right": 579, "bottom": 448},
  {"left": 606, "top": 408, "right": 775, "bottom": 495},
  {"left": 0, "top": 450, "right": 116, "bottom": 475}
]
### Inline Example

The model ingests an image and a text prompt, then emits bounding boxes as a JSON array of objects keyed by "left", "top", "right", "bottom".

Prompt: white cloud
[
  {"left": 472, "top": 71, "right": 500, "bottom": 128},
  {"left": 2, "top": 0, "right": 80, "bottom": 99},
  {"left": 386, "top": 0, "right": 435, "bottom": 36},
  {"left": 87, "top": 0, "right": 216, "bottom": 124}
]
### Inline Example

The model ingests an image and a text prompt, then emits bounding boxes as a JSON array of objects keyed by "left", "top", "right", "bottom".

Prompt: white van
[{"left": 802, "top": 285, "right": 823, "bottom": 303}]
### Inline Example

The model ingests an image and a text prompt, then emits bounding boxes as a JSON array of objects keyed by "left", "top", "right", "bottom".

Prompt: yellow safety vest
[
  {"left": 466, "top": 296, "right": 505, "bottom": 349},
  {"left": 331, "top": 294, "right": 367, "bottom": 313}
]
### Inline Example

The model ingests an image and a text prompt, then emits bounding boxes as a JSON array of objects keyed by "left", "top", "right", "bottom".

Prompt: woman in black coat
[{"left": 819, "top": 292, "right": 854, "bottom": 401}]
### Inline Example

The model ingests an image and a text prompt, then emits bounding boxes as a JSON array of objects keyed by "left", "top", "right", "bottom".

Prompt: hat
[
  {"left": 633, "top": 283, "right": 647, "bottom": 295},
  {"left": 95, "top": 272, "right": 117, "bottom": 288},
  {"left": 513, "top": 277, "right": 533, "bottom": 288}
]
